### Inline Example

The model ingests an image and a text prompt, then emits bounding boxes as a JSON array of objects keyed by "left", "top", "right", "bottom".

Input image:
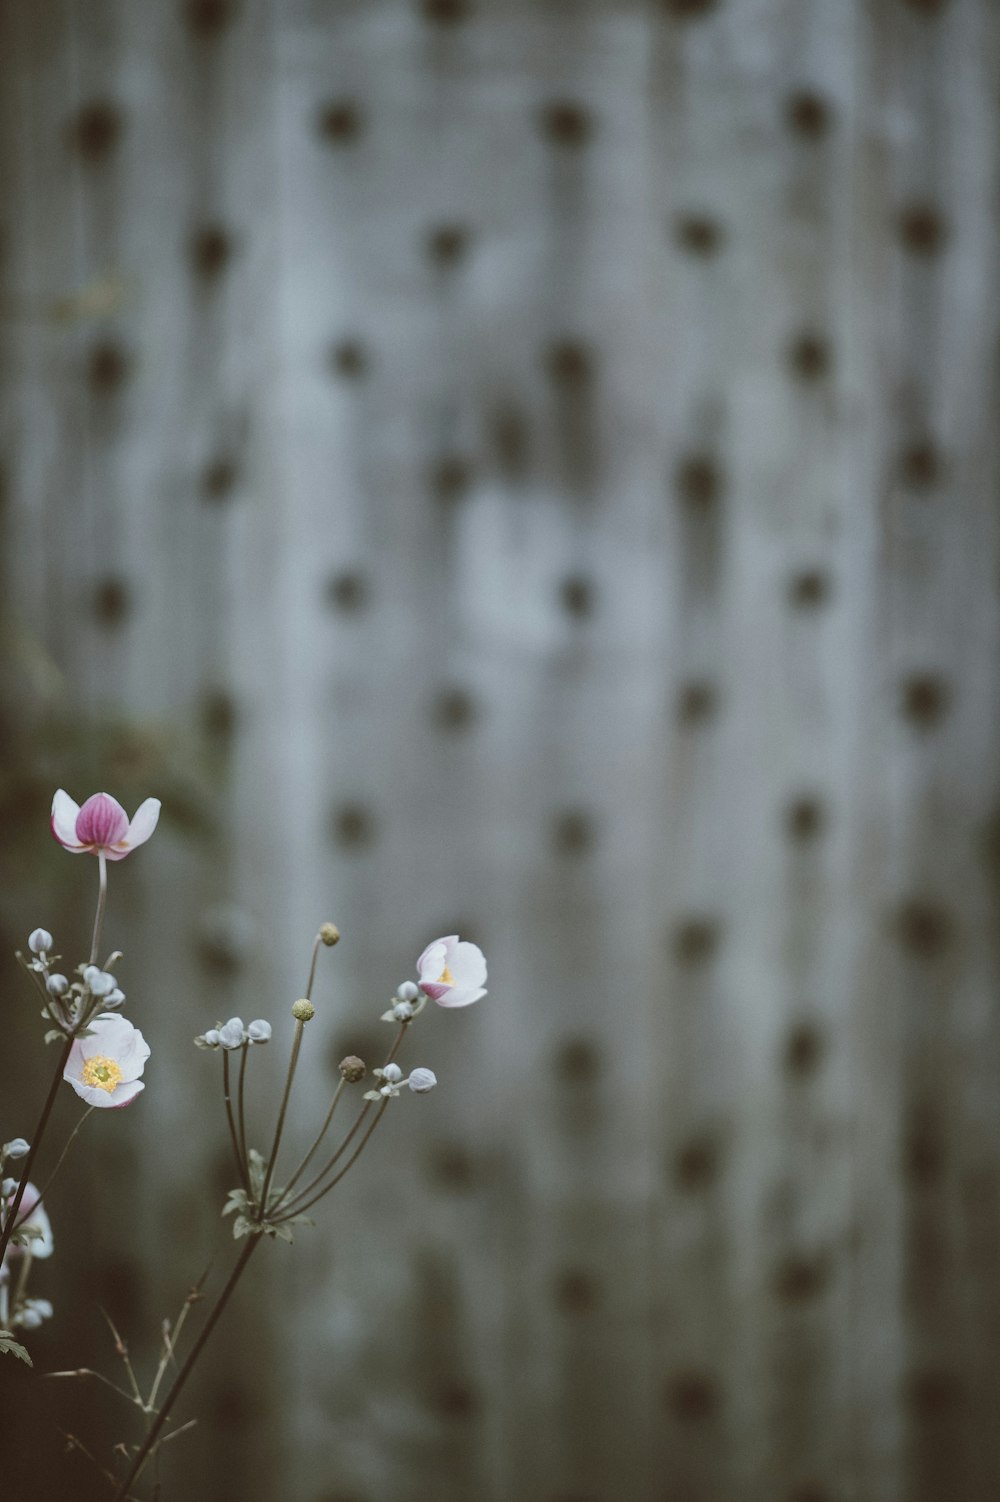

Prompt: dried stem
[{"left": 0, "top": 1037, "right": 74, "bottom": 1269}]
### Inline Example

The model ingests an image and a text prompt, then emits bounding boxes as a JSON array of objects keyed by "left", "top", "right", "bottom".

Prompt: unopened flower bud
[
  {"left": 2, "top": 1178, "right": 17, "bottom": 1197},
  {"left": 381, "top": 1063, "right": 402, "bottom": 1084},
  {"left": 18, "top": 1307, "right": 43, "bottom": 1329},
  {"left": 29, "top": 1298, "right": 53, "bottom": 1320},
  {"left": 218, "top": 1018, "right": 246, "bottom": 1049},
  {"left": 319, "top": 923, "right": 341, "bottom": 947},
  {"left": 291, "top": 998, "right": 315, "bottom": 1022},
  {"left": 392, "top": 1000, "right": 414, "bottom": 1021},
  {"left": 202, "top": 1029, "right": 221, "bottom": 1048},
  {"left": 339, "top": 1055, "right": 366, "bottom": 1082},
  {"left": 407, "top": 1067, "right": 437, "bottom": 1093},
  {"left": 84, "top": 966, "right": 114, "bottom": 997},
  {"left": 46, "top": 974, "right": 69, "bottom": 996},
  {"left": 28, "top": 929, "right": 53, "bottom": 955},
  {"left": 397, "top": 981, "right": 419, "bottom": 1002},
  {"left": 248, "top": 1019, "right": 272, "bottom": 1044},
  {"left": 3, "top": 1139, "right": 29, "bottom": 1160}
]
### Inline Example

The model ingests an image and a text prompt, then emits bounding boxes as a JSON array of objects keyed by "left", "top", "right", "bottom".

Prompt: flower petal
[
  {"left": 107, "top": 1079, "right": 145, "bottom": 1109},
  {"left": 123, "top": 797, "right": 161, "bottom": 851},
  {"left": 434, "top": 984, "right": 486, "bottom": 1009},
  {"left": 449, "top": 941, "right": 487, "bottom": 991},
  {"left": 51, "top": 789, "right": 86, "bottom": 850},
  {"left": 76, "top": 793, "right": 129, "bottom": 850}
]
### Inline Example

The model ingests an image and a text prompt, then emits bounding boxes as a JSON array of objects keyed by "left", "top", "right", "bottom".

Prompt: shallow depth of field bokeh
[{"left": 2, "top": 2, "right": 999, "bottom": 1500}]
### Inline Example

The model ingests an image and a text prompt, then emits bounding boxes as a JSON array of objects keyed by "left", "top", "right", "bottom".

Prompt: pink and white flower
[
  {"left": 416, "top": 936, "right": 487, "bottom": 1008},
  {"left": 3, "top": 1183, "right": 54, "bottom": 1261},
  {"left": 51, "top": 790, "right": 160, "bottom": 861},
  {"left": 64, "top": 1013, "right": 150, "bottom": 1108}
]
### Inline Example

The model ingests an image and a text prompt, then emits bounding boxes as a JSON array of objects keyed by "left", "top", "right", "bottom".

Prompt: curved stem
[
  {"left": 258, "top": 1020, "right": 303, "bottom": 1212},
  {"left": 269, "top": 1079, "right": 344, "bottom": 1213},
  {"left": 237, "top": 1044, "right": 250, "bottom": 1173},
  {"left": 90, "top": 851, "right": 108, "bottom": 967},
  {"left": 26, "top": 1105, "right": 95, "bottom": 1217},
  {"left": 109, "top": 1235, "right": 262, "bottom": 1502},
  {"left": 0, "top": 1038, "right": 74, "bottom": 1269},
  {"left": 275, "top": 1100, "right": 388, "bottom": 1222},
  {"left": 303, "top": 934, "right": 322, "bottom": 1003}
]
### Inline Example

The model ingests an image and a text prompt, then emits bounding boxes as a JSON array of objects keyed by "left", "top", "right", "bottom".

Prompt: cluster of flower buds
[
  {"left": 195, "top": 1018, "right": 273, "bottom": 1050},
  {"left": 364, "top": 1063, "right": 438, "bottom": 1100},
  {"left": 19, "top": 928, "right": 130, "bottom": 1043}
]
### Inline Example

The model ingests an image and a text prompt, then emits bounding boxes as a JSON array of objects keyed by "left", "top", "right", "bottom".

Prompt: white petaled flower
[
  {"left": 416, "top": 935, "right": 487, "bottom": 1008},
  {"left": 51, "top": 789, "right": 160, "bottom": 861},
  {"left": 407, "top": 1067, "right": 437, "bottom": 1093},
  {"left": 5, "top": 1183, "right": 54, "bottom": 1260},
  {"left": 64, "top": 1014, "right": 150, "bottom": 1108},
  {"left": 28, "top": 928, "right": 53, "bottom": 955}
]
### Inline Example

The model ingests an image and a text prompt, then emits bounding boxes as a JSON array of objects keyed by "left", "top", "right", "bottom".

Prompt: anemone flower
[
  {"left": 51, "top": 790, "right": 160, "bottom": 861},
  {"left": 64, "top": 1014, "right": 150, "bottom": 1108},
  {"left": 416, "top": 936, "right": 487, "bottom": 1008},
  {"left": 3, "top": 1183, "right": 54, "bottom": 1261}
]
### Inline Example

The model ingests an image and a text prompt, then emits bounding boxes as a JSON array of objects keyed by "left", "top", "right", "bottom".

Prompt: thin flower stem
[
  {"left": 109, "top": 1234, "right": 261, "bottom": 1502},
  {"left": 258, "top": 1019, "right": 304, "bottom": 1213},
  {"left": 278, "top": 1024, "right": 407, "bottom": 1216},
  {"left": 269, "top": 1077, "right": 345, "bottom": 1213},
  {"left": 237, "top": 1043, "right": 250, "bottom": 1172},
  {"left": 27, "top": 1106, "right": 95, "bottom": 1218},
  {"left": 275, "top": 1100, "right": 388, "bottom": 1222},
  {"left": 90, "top": 850, "right": 108, "bottom": 966},
  {"left": 147, "top": 1272, "right": 207, "bottom": 1415},
  {"left": 304, "top": 933, "right": 323, "bottom": 1002},
  {"left": 11, "top": 1250, "right": 32, "bottom": 1315},
  {"left": 222, "top": 1052, "right": 251, "bottom": 1195},
  {"left": 0, "top": 1037, "right": 74, "bottom": 1269},
  {"left": 102, "top": 1307, "right": 143, "bottom": 1408}
]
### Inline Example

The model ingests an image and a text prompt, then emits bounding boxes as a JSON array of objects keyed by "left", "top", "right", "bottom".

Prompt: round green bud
[
  {"left": 319, "top": 923, "right": 341, "bottom": 947},
  {"left": 291, "top": 998, "right": 315, "bottom": 1022}
]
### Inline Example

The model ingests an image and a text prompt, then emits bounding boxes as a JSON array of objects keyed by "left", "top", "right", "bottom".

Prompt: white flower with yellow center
[
  {"left": 416, "top": 935, "right": 487, "bottom": 1008},
  {"left": 63, "top": 1013, "right": 150, "bottom": 1108}
]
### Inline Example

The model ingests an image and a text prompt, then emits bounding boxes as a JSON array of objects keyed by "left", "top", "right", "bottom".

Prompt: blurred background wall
[{"left": 1, "top": 0, "right": 999, "bottom": 1499}]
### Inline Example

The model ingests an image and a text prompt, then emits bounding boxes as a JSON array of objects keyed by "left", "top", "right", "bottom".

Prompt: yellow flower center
[
  {"left": 81, "top": 1054, "right": 122, "bottom": 1093},
  {"left": 438, "top": 963, "right": 455, "bottom": 986}
]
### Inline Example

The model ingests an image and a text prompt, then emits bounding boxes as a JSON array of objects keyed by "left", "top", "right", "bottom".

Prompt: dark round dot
[
  {"left": 900, "top": 672, "right": 950, "bottom": 727},
  {"left": 665, "top": 1371, "right": 720, "bottom": 1422},
  {"left": 426, "top": 1143, "right": 478, "bottom": 1192},
  {"left": 329, "top": 339, "right": 368, "bottom": 378},
  {"left": 674, "top": 453, "right": 722, "bottom": 508},
  {"left": 783, "top": 1022, "right": 825, "bottom": 1077},
  {"left": 674, "top": 214, "right": 724, "bottom": 257},
  {"left": 788, "top": 568, "right": 831, "bottom": 609},
  {"left": 773, "top": 1254, "right": 829, "bottom": 1304},
  {"left": 552, "top": 810, "right": 595, "bottom": 856},
  {"left": 553, "top": 1269, "right": 599, "bottom": 1315},
  {"left": 200, "top": 687, "right": 239, "bottom": 741},
  {"left": 493, "top": 404, "right": 530, "bottom": 476},
  {"left": 430, "top": 455, "right": 473, "bottom": 503},
  {"left": 201, "top": 457, "right": 238, "bottom": 502},
  {"left": 545, "top": 340, "right": 593, "bottom": 388},
  {"left": 421, "top": 0, "right": 470, "bottom": 18},
  {"left": 898, "top": 439, "right": 942, "bottom": 490},
  {"left": 787, "top": 331, "right": 831, "bottom": 382},
  {"left": 184, "top": 0, "right": 237, "bottom": 35},
  {"left": 672, "top": 1135, "right": 720, "bottom": 1191},
  {"left": 676, "top": 680, "right": 719, "bottom": 725},
  {"left": 785, "top": 91, "right": 832, "bottom": 139},
  {"left": 539, "top": 101, "right": 593, "bottom": 147},
  {"left": 894, "top": 899, "right": 952, "bottom": 956},
  {"left": 786, "top": 796, "right": 825, "bottom": 841},
  {"left": 432, "top": 687, "right": 477, "bottom": 732},
  {"left": 87, "top": 341, "right": 130, "bottom": 392},
  {"left": 72, "top": 100, "right": 122, "bottom": 159},
  {"left": 905, "top": 1369, "right": 962, "bottom": 1417},
  {"left": 325, "top": 570, "right": 369, "bottom": 612},
  {"left": 93, "top": 577, "right": 131, "bottom": 626},
  {"left": 432, "top": 1380, "right": 479, "bottom": 1419},
  {"left": 898, "top": 202, "right": 948, "bottom": 256},
  {"left": 559, "top": 575, "right": 595, "bottom": 619},
  {"left": 190, "top": 223, "right": 234, "bottom": 278},
  {"left": 318, "top": 100, "right": 362, "bottom": 144},
  {"left": 332, "top": 803, "right": 376, "bottom": 849},
  {"left": 426, "top": 224, "right": 470, "bottom": 266},
  {"left": 553, "top": 1036, "right": 601, "bottom": 1084},
  {"left": 671, "top": 917, "right": 720, "bottom": 966}
]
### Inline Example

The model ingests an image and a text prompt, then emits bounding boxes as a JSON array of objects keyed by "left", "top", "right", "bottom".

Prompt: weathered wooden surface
[{"left": 2, "top": 2, "right": 999, "bottom": 1500}]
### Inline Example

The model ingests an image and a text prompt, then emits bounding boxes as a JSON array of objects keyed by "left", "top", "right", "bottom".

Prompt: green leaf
[
  {"left": 264, "top": 1222, "right": 295, "bottom": 1242},
  {"left": 232, "top": 1214, "right": 255, "bottom": 1240},
  {"left": 0, "top": 1332, "right": 33, "bottom": 1365},
  {"left": 222, "top": 1189, "right": 249, "bottom": 1218},
  {"left": 43, "top": 1029, "right": 66, "bottom": 1045}
]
